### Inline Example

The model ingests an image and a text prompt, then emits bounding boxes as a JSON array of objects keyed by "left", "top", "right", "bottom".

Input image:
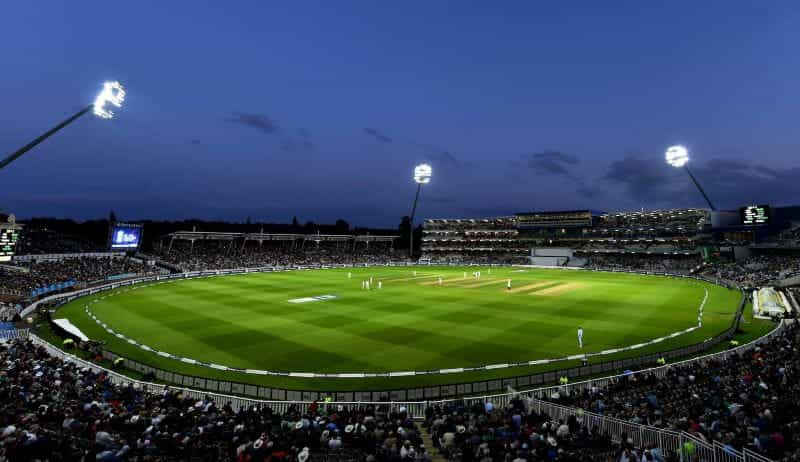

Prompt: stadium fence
[{"left": 12, "top": 320, "right": 783, "bottom": 462}]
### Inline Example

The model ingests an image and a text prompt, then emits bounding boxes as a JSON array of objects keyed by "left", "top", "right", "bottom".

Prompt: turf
[{"left": 54, "top": 266, "right": 744, "bottom": 391}]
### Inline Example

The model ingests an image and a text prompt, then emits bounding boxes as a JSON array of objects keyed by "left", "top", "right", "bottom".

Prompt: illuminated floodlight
[
  {"left": 413, "top": 163, "right": 432, "bottom": 184},
  {"left": 665, "top": 145, "right": 689, "bottom": 168},
  {"left": 93, "top": 81, "right": 126, "bottom": 119}
]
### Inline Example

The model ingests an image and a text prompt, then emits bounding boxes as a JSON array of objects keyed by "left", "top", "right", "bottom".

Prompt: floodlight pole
[
  {"left": 0, "top": 105, "right": 93, "bottom": 171},
  {"left": 408, "top": 183, "right": 422, "bottom": 259},
  {"left": 684, "top": 165, "right": 716, "bottom": 211}
]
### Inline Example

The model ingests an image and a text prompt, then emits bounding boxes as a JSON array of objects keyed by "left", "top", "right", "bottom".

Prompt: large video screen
[
  {"left": 110, "top": 225, "right": 142, "bottom": 249},
  {"left": 0, "top": 228, "right": 19, "bottom": 262},
  {"left": 740, "top": 205, "right": 771, "bottom": 226}
]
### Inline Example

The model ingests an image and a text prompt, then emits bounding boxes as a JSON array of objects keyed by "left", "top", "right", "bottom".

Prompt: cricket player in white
[
  {"left": 438, "top": 277, "right": 443, "bottom": 285},
  {"left": 507, "top": 279, "right": 512, "bottom": 290},
  {"left": 577, "top": 327, "right": 584, "bottom": 348},
  {"left": 347, "top": 272, "right": 352, "bottom": 279},
  {"left": 378, "top": 281, "right": 382, "bottom": 289}
]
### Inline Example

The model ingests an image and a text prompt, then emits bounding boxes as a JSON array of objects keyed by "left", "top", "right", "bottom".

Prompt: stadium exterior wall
[{"left": 31, "top": 263, "right": 747, "bottom": 400}]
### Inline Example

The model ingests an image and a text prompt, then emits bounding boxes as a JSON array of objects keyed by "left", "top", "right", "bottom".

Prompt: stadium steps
[{"left": 420, "top": 431, "right": 448, "bottom": 462}]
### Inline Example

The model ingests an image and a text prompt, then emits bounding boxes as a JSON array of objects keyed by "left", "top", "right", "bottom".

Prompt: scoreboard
[
  {"left": 0, "top": 228, "right": 19, "bottom": 262},
  {"left": 740, "top": 205, "right": 771, "bottom": 226}
]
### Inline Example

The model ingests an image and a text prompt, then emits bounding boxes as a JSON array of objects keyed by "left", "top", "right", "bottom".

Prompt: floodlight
[
  {"left": 93, "top": 81, "right": 126, "bottom": 119},
  {"left": 665, "top": 145, "right": 689, "bottom": 168},
  {"left": 413, "top": 163, "right": 432, "bottom": 184},
  {"left": 408, "top": 164, "right": 433, "bottom": 258},
  {"left": 665, "top": 144, "right": 716, "bottom": 210},
  {"left": 1, "top": 80, "right": 126, "bottom": 171}
]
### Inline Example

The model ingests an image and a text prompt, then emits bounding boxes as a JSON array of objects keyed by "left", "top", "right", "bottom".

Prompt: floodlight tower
[
  {"left": 0, "top": 81, "right": 126, "bottom": 171},
  {"left": 408, "top": 163, "right": 432, "bottom": 259},
  {"left": 665, "top": 145, "right": 716, "bottom": 210}
]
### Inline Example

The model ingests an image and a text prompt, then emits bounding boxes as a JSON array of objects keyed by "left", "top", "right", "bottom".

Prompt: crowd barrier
[{"left": 12, "top": 320, "right": 782, "bottom": 462}]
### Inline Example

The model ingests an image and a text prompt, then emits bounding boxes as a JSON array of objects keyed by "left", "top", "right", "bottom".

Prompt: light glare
[
  {"left": 665, "top": 145, "right": 689, "bottom": 168},
  {"left": 93, "top": 81, "right": 126, "bottom": 119},
  {"left": 413, "top": 163, "right": 432, "bottom": 184}
]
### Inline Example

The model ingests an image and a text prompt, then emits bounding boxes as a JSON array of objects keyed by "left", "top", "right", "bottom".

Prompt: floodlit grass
[{"left": 55, "top": 266, "right": 745, "bottom": 391}]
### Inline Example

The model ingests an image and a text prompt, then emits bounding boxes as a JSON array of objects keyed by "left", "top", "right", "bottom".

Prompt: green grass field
[{"left": 55, "top": 266, "right": 745, "bottom": 391}]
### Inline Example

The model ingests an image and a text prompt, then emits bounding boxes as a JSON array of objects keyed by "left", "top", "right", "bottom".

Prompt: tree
[
  {"left": 334, "top": 219, "right": 350, "bottom": 233},
  {"left": 398, "top": 216, "right": 411, "bottom": 249}
]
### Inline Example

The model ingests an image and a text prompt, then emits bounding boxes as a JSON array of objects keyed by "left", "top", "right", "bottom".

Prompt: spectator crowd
[
  {"left": 700, "top": 255, "right": 800, "bottom": 288},
  {"left": 0, "top": 337, "right": 438, "bottom": 461},
  {"left": 158, "top": 240, "right": 399, "bottom": 272},
  {"left": 583, "top": 254, "right": 701, "bottom": 274},
  {"left": 0, "top": 257, "right": 158, "bottom": 296},
  {"left": 549, "top": 321, "right": 799, "bottom": 460}
]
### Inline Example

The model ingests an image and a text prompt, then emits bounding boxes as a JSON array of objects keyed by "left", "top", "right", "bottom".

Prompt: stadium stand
[
  {"left": 423, "top": 398, "right": 622, "bottom": 462},
  {"left": 0, "top": 257, "right": 157, "bottom": 296},
  {"left": 546, "top": 321, "right": 800, "bottom": 460},
  {"left": 0, "top": 336, "right": 434, "bottom": 461},
  {"left": 421, "top": 209, "right": 708, "bottom": 265},
  {"left": 700, "top": 256, "right": 800, "bottom": 288},
  {"left": 157, "top": 232, "right": 398, "bottom": 271},
  {"left": 585, "top": 254, "right": 701, "bottom": 274},
  {"left": 15, "top": 228, "right": 105, "bottom": 255}
]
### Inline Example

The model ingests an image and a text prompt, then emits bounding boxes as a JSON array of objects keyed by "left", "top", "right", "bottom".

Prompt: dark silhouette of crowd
[{"left": 548, "top": 321, "right": 798, "bottom": 460}]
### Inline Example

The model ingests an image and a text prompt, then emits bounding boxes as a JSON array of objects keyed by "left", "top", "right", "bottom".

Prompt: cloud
[
  {"left": 527, "top": 151, "right": 580, "bottom": 176},
  {"left": 227, "top": 112, "right": 278, "bottom": 134},
  {"left": 692, "top": 158, "right": 800, "bottom": 207},
  {"left": 603, "top": 155, "right": 683, "bottom": 202},
  {"left": 423, "top": 150, "right": 460, "bottom": 169},
  {"left": 363, "top": 127, "right": 392, "bottom": 143},
  {"left": 281, "top": 129, "right": 314, "bottom": 152},
  {"left": 601, "top": 154, "right": 800, "bottom": 209}
]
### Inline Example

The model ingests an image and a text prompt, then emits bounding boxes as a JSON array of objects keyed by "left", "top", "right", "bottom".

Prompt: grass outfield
[{"left": 55, "top": 266, "right": 744, "bottom": 391}]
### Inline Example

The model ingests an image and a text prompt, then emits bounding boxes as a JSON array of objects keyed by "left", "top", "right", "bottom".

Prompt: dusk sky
[{"left": 2, "top": 1, "right": 799, "bottom": 227}]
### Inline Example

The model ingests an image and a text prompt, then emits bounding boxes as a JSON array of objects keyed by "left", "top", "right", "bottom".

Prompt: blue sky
[{"left": 1, "top": 1, "right": 799, "bottom": 227}]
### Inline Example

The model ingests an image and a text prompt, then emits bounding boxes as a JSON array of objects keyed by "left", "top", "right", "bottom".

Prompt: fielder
[
  {"left": 378, "top": 281, "right": 382, "bottom": 289},
  {"left": 577, "top": 326, "right": 584, "bottom": 348},
  {"left": 507, "top": 279, "right": 512, "bottom": 290}
]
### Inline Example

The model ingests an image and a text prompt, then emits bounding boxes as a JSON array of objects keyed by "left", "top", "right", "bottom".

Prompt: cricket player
[
  {"left": 378, "top": 281, "right": 382, "bottom": 289},
  {"left": 438, "top": 277, "right": 443, "bottom": 285},
  {"left": 347, "top": 272, "right": 352, "bottom": 279},
  {"left": 577, "top": 326, "right": 584, "bottom": 348},
  {"left": 507, "top": 279, "right": 512, "bottom": 290}
]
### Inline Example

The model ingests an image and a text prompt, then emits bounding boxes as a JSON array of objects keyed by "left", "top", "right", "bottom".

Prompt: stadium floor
[{"left": 55, "top": 266, "right": 744, "bottom": 391}]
